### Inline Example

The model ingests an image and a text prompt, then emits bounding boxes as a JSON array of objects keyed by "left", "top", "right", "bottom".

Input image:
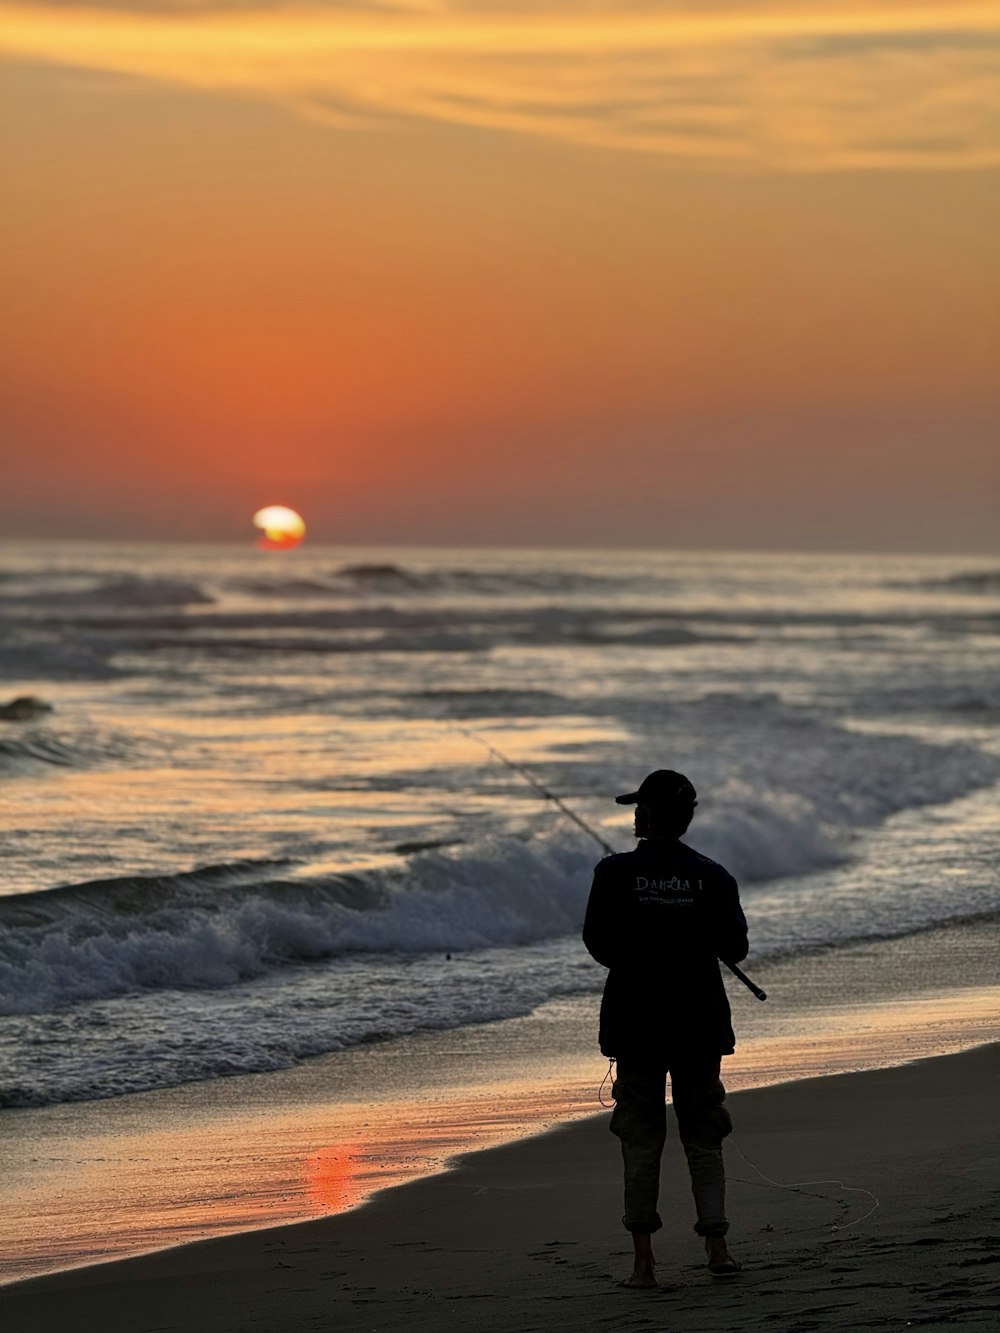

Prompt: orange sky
[{"left": 2, "top": 2, "right": 998, "bottom": 549}]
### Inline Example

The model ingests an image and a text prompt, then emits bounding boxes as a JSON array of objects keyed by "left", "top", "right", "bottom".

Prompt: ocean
[{"left": 2, "top": 541, "right": 999, "bottom": 1110}]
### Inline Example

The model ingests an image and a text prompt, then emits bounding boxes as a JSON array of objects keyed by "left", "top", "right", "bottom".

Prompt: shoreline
[
  {"left": 3, "top": 1043, "right": 997, "bottom": 1332},
  {"left": 2, "top": 913, "right": 998, "bottom": 1287}
]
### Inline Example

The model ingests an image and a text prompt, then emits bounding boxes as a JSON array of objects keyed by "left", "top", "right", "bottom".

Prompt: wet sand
[
  {"left": 2, "top": 916, "right": 998, "bottom": 1287},
  {"left": 2, "top": 1042, "right": 997, "bottom": 1333}
]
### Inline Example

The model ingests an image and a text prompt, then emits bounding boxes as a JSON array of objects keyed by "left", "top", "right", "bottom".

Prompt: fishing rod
[
  {"left": 449, "top": 720, "right": 767, "bottom": 1003},
  {"left": 448, "top": 721, "right": 618, "bottom": 856}
]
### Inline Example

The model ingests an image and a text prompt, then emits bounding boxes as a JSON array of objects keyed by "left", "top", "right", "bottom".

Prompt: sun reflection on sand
[{"left": 304, "top": 1145, "right": 361, "bottom": 1212}]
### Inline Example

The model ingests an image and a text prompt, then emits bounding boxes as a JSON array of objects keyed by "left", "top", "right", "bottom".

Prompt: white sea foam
[
  {"left": 3, "top": 541, "right": 999, "bottom": 1106},
  {"left": 3, "top": 725, "right": 997, "bottom": 1020},
  {"left": 0, "top": 839, "right": 593, "bottom": 1014},
  {"left": 4, "top": 775, "right": 999, "bottom": 1107}
]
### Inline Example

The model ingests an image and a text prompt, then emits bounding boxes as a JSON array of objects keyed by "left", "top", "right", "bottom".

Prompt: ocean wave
[
  {"left": 0, "top": 731, "right": 81, "bottom": 771},
  {"left": 0, "top": 859, "right": 299, "bottom": 929},
  {"left": 19, "top": 597, "right": 991, "bottom": 642},
  {"left": 414, "top": 688, "right": 571, "bottom": 718},
  {"left": 0, "top": 578, "right": 213, "bottom": 609},
  {"left": 229, "top": 577, "right": 345, "bottom": 598},
  {"left": 335, "top": 562, "right": 424, "bottom": 588},
  {"left": 0, "top": 839, "right": 594, "bottom": 1015},
  {"left": 0, "top": 724, "right": 160, "bottom": 775},
  {"left": 4, "top": 899, "right": 999, "bottom": 1108},
  {"left": 211, "top": 563, "right": 638, "bottom": 600},
  {"left": 0, "top": 638, "right": 122, "bottom": 681},
  {"left": 564, "top": 624, "right": 713, "bottom": 647},
  {"left": 29, "top": 599, "right": 992, "bottom": 644},
  {"left": 910, "top": 569, "right": 1000, "bottom": 596},
  {"left": 854, "top": 682, "right": 1000, "bottom": 717},
  {"left": 63, "top": 616, "right": 735, "bottom": 658},
  {"left": 332, "top": 562, "right": 634, "bottom": 596},
  {"left": 0, "top": 936, "right": 603, "bottom": 1106},
  {"left": 4, "top": 723, "right": 998, "bottom": 1016}
]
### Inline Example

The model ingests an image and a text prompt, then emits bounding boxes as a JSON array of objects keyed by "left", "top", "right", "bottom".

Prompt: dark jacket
[{"left": 582, "top": 839, "right": 749, "bottom": 1060}]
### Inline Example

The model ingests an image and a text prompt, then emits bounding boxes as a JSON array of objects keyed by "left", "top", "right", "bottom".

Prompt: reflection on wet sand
[{"left": 3, "top": 960, "right": 996, "bottom": 1284}]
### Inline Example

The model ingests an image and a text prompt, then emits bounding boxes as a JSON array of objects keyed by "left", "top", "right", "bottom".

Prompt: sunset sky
[{"left": 2, "top": 1, "right": 998, "bottom": 550}]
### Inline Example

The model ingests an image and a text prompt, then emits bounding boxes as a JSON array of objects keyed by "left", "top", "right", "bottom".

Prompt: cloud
[{"left": 1, "top": 3, "right": 998, "bottom": 170}]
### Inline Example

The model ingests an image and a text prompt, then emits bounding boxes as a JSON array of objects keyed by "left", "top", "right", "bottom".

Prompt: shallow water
[{"left": 2, "top": 542, "right": 999, "bottom": 1105}]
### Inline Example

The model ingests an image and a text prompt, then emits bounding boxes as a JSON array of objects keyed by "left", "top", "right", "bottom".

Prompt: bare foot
[
  {"left": 620, "top": 1233, "right": 658, "bottom": 1288},
  {"left": 705, "top": 1237, "right": 740, "bottom": 1275},
  {"left": 620, "top": 1264, "right": 657, "bottom": 1289}
]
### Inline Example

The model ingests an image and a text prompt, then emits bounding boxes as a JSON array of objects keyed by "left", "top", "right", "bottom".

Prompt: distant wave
[
  {"left": 904, "top": 569, "right": 1000, "bottom": 596},
  {"left": 0, "top": 724, "right": 159, "bottom": 775},
  {"left": 853, "top": 682, "right": 1000, "bottom": 717},
  {"left": 332, "top": 562, "right": 638, "bottom": 596},
  {"left": 0, "top": 638, "right": 123, "bottom": 682},
  {"left": 134, "top": 630, "right": 487, "bottom": 655},
  {"left": 230, "top": 577, "right": 345, "bottom": 598},
  {"left": 230, "top": 569, "right": 488, "bottom": 599},
  {"left": 211, "top": 563, "right": 641, "bottom": 600},
  {"left": 17, "top": 600, "right": 988, "bottom": 638},
  {"left": 0, "top": 578, "right": 213, "bottom": 609},
  {"left": 56, "top": 610, "right": 738, "bottom": 658},
  {"left": 336, "top": 562, "right": 424, "bottom": 587},
  {"left": 0, "top": 731, "right": 81, "bottom": 771},
  {"left": 414, "top": 687, "right": 571, "bottom": 718},
  {"left": 0, "top": 858, "right": 296, "bottom": 929}
]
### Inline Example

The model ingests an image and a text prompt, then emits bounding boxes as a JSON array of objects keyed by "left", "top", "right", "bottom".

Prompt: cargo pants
[{"left": 609, "top": 1056, "right": 732, "bottom": 1237}]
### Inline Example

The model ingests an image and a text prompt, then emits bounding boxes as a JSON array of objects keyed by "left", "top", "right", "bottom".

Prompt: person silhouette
[{"left": 583, "top": 770, "right": 749, "bottom": 1287}]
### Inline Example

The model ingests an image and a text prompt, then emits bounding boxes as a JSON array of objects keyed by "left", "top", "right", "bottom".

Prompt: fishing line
[
  {"left": 446, "top": 719, "right": 766, "bottom": 1002},
  {"left": 446, "top": 719, "right": 616, "bottom": 855},
  {"left": 726, "top": 1135, "right": 880, "bottom": 1232},
  {"left": 598, "top": 1058, "right": 617, "bottom": 1109}
]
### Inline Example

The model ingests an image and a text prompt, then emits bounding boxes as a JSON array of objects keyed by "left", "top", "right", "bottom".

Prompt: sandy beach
[
  {"left": 3, "top": 1041, "right": 997, "bottom": 1332},
  {"left": 3, "top": 915, "right": 998, "bottom": 1285}
]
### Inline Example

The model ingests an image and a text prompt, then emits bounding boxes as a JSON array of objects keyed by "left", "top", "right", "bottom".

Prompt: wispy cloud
[{"left": 2, "top": 3, "right": 998, "bottom": 169}]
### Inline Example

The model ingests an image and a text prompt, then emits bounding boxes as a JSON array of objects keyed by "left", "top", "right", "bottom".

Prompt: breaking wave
[
  {"left": 0, "top": 841, "right": 594, "bottom": 1015},
  {"left": 3, "top": 724, "right": 998, "bottom": 1017}
]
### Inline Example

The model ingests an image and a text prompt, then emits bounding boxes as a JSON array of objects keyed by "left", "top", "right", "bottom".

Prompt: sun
[{"left": 252, "top": 504, "right": 306, "bottom": 550}]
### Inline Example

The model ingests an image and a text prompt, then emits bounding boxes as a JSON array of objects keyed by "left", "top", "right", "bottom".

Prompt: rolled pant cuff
[
  {"left": 693, "top": 1220, "right": 729, "bottom": 1238},
  {"left": 624, "top": 1214, "right": 663, "bottom": 1235}
]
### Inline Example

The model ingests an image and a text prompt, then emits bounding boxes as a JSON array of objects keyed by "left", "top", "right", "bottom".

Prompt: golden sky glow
[
  {"left": 3, "top": 3, "right": 999, "bottom": 168},
  {"left": 2, "top": 1, "right": 998, "bottom": 549}
]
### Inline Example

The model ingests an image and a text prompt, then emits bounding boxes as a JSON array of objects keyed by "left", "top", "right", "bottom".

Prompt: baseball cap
[{"left": 615, "top": 769, "right": 697, "bottom": 808}]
